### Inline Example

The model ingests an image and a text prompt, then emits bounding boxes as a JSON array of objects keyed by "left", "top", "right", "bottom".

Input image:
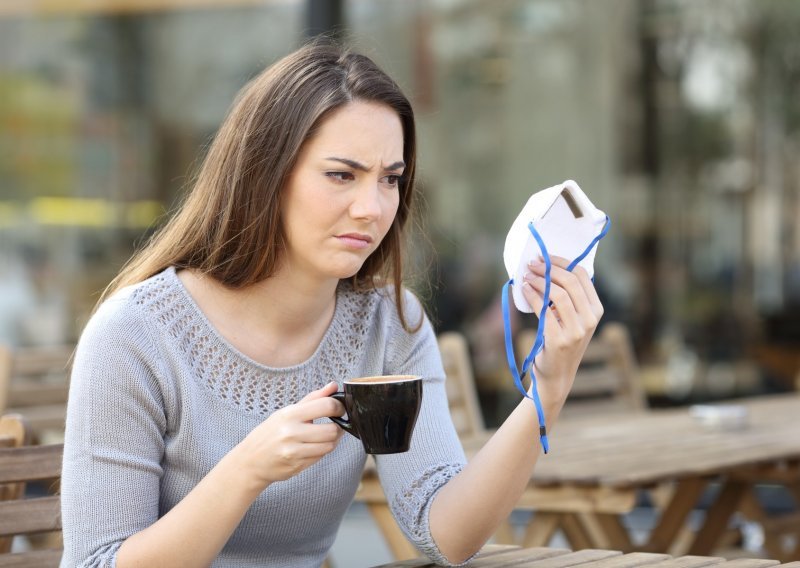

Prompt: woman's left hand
[{"left": 520, "top": 256, "right": 604, "bottom": 404}]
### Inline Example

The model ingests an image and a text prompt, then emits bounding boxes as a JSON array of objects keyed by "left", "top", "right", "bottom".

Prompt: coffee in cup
[{"left": 329, "top": 375, "right": 423, "bottom": 454}]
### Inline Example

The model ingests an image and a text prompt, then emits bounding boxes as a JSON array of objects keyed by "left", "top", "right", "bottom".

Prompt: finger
[
  {"left": 298, "top": 381, "right": 339, "bottom": 403},
  {"left": 525, "top": 272, "right": 582, "bottom": 333},
  {"left": 547, "top": 256, "right": 603, "bottom": 315},
  {"left": 299, "top": 441, "right": 341, "bottom": 459},
  {"left": 560, "top": 261, "right": 603, "bottom": 316},
  {"left": 532, "top": 259, "right": 602, "bottom": 323},
  {"left": 291, "top": 395, "right": 345, "bottom": 422},
  {"left": 278, "top": 440, "right": 340, "bottom": 465},
  {"left": 530, "top": 262, "right": 593, "bottom": 325},
  {"left": 294, "top": 422, "right": 344, "bottom": 443},
  {"left": 520, "top": 280, "right": 565, "bottom": 338}
]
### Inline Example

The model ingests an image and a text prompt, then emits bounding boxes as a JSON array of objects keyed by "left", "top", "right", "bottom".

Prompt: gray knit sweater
[{"left": 61, "top": 267, "right": 467, "bottom": 568}]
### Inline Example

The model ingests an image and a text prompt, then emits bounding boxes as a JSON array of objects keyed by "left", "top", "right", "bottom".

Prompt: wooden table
[
  {"left": 357, "top": 394, "right": 800, "bottom": 561},
  {"left": 371, "top": 546, "right": 800, "bottom": 568}
]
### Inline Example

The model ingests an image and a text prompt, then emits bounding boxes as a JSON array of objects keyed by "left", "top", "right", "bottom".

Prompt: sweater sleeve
[
  {"left": 60, "top": 292, "right": 168, "bottom": 568},
  {"left": 375, "top": 289, "right": 472, "bottom": 567}
]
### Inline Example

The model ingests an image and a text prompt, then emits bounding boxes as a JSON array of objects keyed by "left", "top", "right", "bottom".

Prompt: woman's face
[{"left": 281, "top": 100, "right": 404, "bottom": 283}]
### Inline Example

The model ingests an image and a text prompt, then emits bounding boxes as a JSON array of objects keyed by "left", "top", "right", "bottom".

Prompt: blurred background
[{"left": 1, "top": 0, "right": 799, "bottom": 423}]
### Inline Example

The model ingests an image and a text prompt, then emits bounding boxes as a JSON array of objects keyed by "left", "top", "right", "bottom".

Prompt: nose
[{"left": 349, "top": 181, "right": 382, "bottom": 221}]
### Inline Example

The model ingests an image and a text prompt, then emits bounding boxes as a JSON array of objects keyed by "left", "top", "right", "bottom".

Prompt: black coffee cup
[{"left": 330, "top": 375, "right": 423, "bottom": 454}]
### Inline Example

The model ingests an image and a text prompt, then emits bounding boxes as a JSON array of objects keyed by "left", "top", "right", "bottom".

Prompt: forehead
[{"left": 303, "top": 101, "right": 404, "bottom": 159}]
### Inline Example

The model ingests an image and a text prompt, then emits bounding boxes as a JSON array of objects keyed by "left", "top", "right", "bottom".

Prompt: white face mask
[
  {"left": 500, "top": 180, "right": 610, "bottom": 454},
  {"left": 503, "top": 180, "right": 608, "bottom": 313}
]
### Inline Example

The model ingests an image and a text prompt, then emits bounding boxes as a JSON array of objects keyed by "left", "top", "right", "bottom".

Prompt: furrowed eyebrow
[
  {"left": 383, "top": 161, "right": 406, "bottom": 172},
  {"left": 325, "top": 157, "right": 405, "bottom": 172}
]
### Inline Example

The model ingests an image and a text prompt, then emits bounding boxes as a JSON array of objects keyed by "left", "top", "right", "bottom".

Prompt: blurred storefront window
[
  {"left": 0, "top": 0, "right": 302, "bottom": 345},
  {"left": 346, "top": 0, "right": 800, "bottom": 414}
]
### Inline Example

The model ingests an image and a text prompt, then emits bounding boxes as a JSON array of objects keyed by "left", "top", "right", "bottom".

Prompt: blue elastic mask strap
[
  {"left": 566, "top": 215, "right": 611, "bottom": 272},
  {"left": 502, "top": 223, "right": 552, "bottom": 453},
  {"left": 501, "top": 214, "right": 611, "bottom": 455}
]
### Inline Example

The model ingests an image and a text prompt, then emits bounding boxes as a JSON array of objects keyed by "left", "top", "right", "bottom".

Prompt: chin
[
  {"left": 338, "top": 267, "right": 364, "bottom": 280},
  {"left": 323, "top": 254, "right": 371, "bottom": 280},
  {"left": 323, "top": 263, "right": 365, "bottom": 281}
]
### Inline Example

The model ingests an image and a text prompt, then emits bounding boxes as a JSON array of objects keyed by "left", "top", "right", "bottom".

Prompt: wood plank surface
[
  {"left": 10, "top": 347, "right": 71, "bottom": 377},
  {"left": 2, "top": 406, "right": 66, "bottom": 433},
  {"left": 0, "top": 445, "right": 63, "bottom": 483},
  {"left": 711, "top": 560, "right": 780, "bottom": 568},
  {"left": 556, "top": 553, "right": 670, "bottom": 568},
  {"left": 513, "top": 486, "right": 637, "bottom": 514},
  {"left": 0, "top": 548, "right": 62, "bottom": 567},
  {"left": 8, "top": 383, "right": 68, "bottom": 407},
  {"left": 370, "top": 548, "right": 798, "bottom": 568},
  {"left": 642, "top": 556, "right": 725, "bottom": 568},
  {"left": 0, "top": 496, "right": 61, "bottom": 536},
  {"left": 516, "top": 549, "right": 622, "bottom": 568},
  {"left": 459, "top": 394, "right": 800, "bottom": 488},
  {"left": 369, "top": 545, "right": 564, "bottom": 568},
  {"left": 470, "top": 547, "right": 573, "bottom": 567}
]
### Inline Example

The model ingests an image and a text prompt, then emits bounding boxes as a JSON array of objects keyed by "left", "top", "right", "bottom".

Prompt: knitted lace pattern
[{"left": 131, "top": 269, "right": 378, "bottom": 417}]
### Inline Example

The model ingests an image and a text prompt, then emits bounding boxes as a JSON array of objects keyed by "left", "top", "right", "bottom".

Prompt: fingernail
[{"left": 524, "top": 272, "right": 535, "bottom": 283}]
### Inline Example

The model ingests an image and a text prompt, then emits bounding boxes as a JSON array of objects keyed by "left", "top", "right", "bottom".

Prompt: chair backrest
[
  {"left": 0, "top": 412, "right": 26, "bottom": 556},
  {"left": 0, "top": 345, "right": 73, "bottom": 443},
  {"left": 0, "top": 347, "right": 11, "bottom": 417},
  {"left": 0, "top": 414, "right": 63, "bottom": 567},
  {"left": 515, "top": 322, "right": 646, "bottom": 416},
  {"left": 438, "top": 331, "right": 486, "bottom": 440}
]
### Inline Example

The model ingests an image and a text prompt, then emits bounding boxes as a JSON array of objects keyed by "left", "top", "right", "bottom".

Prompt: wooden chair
[
  {"left": 0, "top": 347, "right": 10, "bottom": 414},
  {"left": 515, "top": 322, "right": 647, "bottom": 417},
  {"left": 0, "top": 414, "right": 26, "bottom": 555},
  {"left": 0, "top": 345, "right": 73, "bottom": 443},
  {"left": 0, "top": 414, "right": 63, "bottom": 567},
  {"left": 438, "top": 331, "right": 486, "bottom": 441}
]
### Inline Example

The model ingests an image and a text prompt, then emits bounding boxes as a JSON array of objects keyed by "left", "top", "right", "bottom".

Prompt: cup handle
[{"left": 329, "top": 392, "right": 359, "bottom": 439}]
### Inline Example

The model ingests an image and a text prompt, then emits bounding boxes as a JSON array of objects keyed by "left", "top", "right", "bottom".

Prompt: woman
[{"left": 61, "top": 42, "right": 603, "bottom": 567}]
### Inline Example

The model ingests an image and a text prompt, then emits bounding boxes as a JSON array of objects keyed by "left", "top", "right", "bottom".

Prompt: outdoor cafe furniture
[
  {"left": 0, "top": 414, "right": 63, "bottom": 567},
  {"left": 0, "top": 344, "right": 72, "bottom": 444},
  {"left": 359, "top": 393, "right": 800, "bottom": 562},
  {"left": 371, "top": 545, "right": 800, "bottom": 568}
]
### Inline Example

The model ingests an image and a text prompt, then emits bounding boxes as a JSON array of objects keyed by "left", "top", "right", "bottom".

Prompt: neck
[
  {"left": 211, "top": 270, "right": 339, "bottom": 337},
  {"left": 178, "top": 268, "right": 340, "bottom": 367},
  {"left": 246, "top": 270, "right": 340, "bottom": 334}
]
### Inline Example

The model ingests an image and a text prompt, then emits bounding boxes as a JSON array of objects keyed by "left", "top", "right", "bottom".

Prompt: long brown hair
[{"left": 101, "top": 41, "right": 420, "bottom": 329}]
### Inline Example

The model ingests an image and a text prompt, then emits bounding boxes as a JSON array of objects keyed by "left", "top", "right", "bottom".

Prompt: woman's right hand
[{"left": 230, "top": 381, "right": 345, "bottom": 487}]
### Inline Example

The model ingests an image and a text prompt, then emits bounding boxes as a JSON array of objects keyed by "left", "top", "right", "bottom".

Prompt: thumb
[{"left": 299, "top": 381, "right": 339, "bottom": 403}]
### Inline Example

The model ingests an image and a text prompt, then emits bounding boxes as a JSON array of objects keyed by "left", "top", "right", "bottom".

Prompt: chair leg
[
  {"left": 493, "top": 518, "right": 518, "bottom": 544},
  {"left": 522, "top": 512, "right": 561, "bottom": 547},
  {"left": 366, "top": 503, "right": 419, "bottom": 560}
]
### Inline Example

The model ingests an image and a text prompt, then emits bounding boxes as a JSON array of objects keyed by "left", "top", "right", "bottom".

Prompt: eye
[
  {"left": 326, "top": 171, "right": 355, "bottom": 183},
  {"left": 382, "top": 174, "right": 402, "bottom": 188}
]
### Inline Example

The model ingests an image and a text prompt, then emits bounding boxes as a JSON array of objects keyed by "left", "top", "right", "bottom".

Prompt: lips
[
  {"left": 338, "top": 232, "right": 373, "bottom": 243},
  {"left": 336, "top": 232, "right": 374, "bottom": 249}
]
